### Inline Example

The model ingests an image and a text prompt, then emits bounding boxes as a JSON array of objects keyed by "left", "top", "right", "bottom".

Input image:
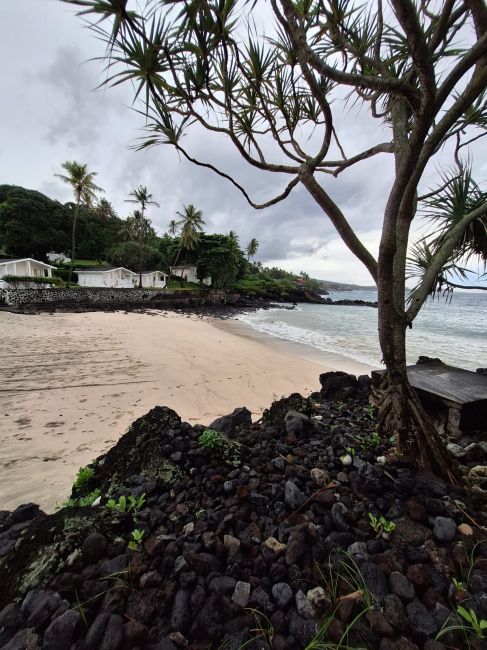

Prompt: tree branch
[
  {"left": 277, "top": 0, "right": 421, "bottom": 110},
  {"left": 316, "top": 142, "right": 394, "bottom": 176},
  {"left": 406, "top": 201, "right": 487, "bottom": 320},
  {"left": 391, "top": 0, "right": 436, "bottom": 102},
  {"left": 298, "top": 165, "right": 378, "bottom": 282},
  {"left": 174, "top": 143, "right": 300, "bottom": 210}
]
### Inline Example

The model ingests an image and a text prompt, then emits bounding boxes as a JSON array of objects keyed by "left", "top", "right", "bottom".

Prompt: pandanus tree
[
  {"left": 119, "top": 210, "right": 156, "bottom": 287},
  {"left": 54, "top": 160, "right": 103, "bottom": 286},
  {"left": 246, "top": 238, "right": 259, "bottom": 261},
  {"left": 63, "top": 0, "right": 487, "bottom": 481}
]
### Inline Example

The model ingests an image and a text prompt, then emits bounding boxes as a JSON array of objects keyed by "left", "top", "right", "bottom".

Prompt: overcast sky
[{"left": 0, "top": 1, "right": 485, "bottom": 285}]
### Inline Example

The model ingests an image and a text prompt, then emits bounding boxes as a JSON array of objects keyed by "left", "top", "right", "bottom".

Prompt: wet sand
[{"left": 0, "top": 310, "right": 366, "bottom": 512}]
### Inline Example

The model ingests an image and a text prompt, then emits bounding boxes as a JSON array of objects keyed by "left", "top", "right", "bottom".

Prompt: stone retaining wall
[
  {"left": 0, "top": 287, "right": 239, "bottom": 310},
  {"left": 0, "top": 287, "right": 168, "bottom": 306}
]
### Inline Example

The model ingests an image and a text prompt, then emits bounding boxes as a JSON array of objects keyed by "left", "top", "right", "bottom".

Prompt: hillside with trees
[
  {"left": 0, "top": 183, "right": 322, "bottom": 297},
  {"left": 0, "top": 184, "right": 123, "bottom": 262}
]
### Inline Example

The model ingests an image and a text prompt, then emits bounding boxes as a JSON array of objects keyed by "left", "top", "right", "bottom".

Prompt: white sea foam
[{"left": 235, "top": 291, "right": 487, "bottom": 371}]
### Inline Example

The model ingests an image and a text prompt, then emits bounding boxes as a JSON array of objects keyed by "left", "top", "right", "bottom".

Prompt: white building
[
  {"left": 77, "top": 267, "right": 168, "bottom": 289},
  {"left": 170, "top": 265, "right": 211, "bottom": 286},
  {"left": 47, "top": 252, "right": 71, "bottom": 263},
  {"left": 140, "top": 271, "right": 168, "bottom": 288},
  {"left": 0, "top": 257, "right": 56, "bottom": 285},
  {"left": 77, "top": 267, "right": 137, "bottom": 288}
]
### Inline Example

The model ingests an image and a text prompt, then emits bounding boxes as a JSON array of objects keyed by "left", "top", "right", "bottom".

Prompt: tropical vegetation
[{"left": 54, "top": 161, "right": 103, "bottom": 286}]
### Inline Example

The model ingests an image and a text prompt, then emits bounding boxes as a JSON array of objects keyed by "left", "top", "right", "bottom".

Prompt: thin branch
[
  {"left": 315, "top": 142, "right": 394, "bottom": 174},
  {"left": 418, "top": 175, "right": 460, "bottom": 201},
  {"left": 435, "top": 30, "right": 487, "bottom": 113},
  {"left": 175, "top": 143, "right": 300, "bottom": 210}
]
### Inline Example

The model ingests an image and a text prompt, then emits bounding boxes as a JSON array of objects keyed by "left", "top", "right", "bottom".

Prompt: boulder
[{"left": 209, "top": 407, "right": 252, "bottom": 434}]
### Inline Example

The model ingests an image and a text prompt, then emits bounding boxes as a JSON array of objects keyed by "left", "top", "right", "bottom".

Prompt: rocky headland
[{"left": 1, "top": 373, "right": 486, "bottom": 650}]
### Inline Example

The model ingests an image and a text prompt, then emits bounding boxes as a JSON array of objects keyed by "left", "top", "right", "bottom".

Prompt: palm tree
[
  {"left": 246, "top": 238, "right": 259, "bottom": 261},
  {"left": 119, "top": 210, "right": 155, "bottom": 287},
  {"left": 55, "top": 161, "right": 103, "bottom": 286},
  {"left": 96, "top": 198, "right": 117, "bottom": 220},
  {"left": 174, "top": 204, "right": 205, "bottom": 285},
  {"left": 168, "top": 219, "right": 179, "bottom": 236},
  {"left": 125, "top": 185, "right": 159, "bottom": 217}
]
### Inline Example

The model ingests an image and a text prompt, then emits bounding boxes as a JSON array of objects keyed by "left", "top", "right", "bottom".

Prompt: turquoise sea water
[{"left": 236, "top": 290, "right": 487, "bottom": 371}]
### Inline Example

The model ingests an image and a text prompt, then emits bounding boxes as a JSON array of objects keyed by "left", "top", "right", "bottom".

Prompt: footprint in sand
[
  {"left": 44, "top": 421, "right": 65, "bottom": 428},
  {"left": 15, "top": 416, "right": 31, "bottom": 426},
  {"left": 43, "top": 455, "right": 61, "bottom": 462}
]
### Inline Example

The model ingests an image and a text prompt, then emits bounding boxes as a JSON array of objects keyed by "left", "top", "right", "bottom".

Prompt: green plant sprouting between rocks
[
  {"left": 345, "top": 447, "right": 356, "bottom": 459},
  {"left": 106, "top": 493, "right": 146, "bottom": 514},
  {"left": 128, "top": 528, "right": 145, "bottom": 551},
  {"left": 73, "top": 466, "right": 94, "bottom": 489},
  {"left": 368, "top": 513, "right": 396, "bottom": 537},
  {"left": 198, "top": 428, "right": 240, "bottom": 468},
  {"left": 61, "top": 489, "right": 101, "bottom": 509},
  {"left": 354, "top": 430, "right": 381, "bottom": 450},
  {"left": 437, "top": 605, "right": 487, "bottom": 642},
  {"left": 305, "top": 551, "right": 373, "bottom": 649}
]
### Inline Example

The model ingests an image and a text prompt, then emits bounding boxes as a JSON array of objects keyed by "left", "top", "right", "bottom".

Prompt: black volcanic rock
[{"left": 0, "top": 376, "right": 486, "bottom": 649}]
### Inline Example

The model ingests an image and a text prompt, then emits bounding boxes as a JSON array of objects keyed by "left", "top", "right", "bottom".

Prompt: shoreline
[
  {"left": 214, "top": 316, "right": 375, "bottom": 377},
  {"left": 0, "top": 310, "right": 364, "bottom": 513}
]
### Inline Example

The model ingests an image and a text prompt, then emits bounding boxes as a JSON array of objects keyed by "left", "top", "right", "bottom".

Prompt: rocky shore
[
  {"left": 1, "top": 287, "right": 377, "bottom": 316},
  {"left": 1, "top": 373, "right": 486, "bottom": 650}
]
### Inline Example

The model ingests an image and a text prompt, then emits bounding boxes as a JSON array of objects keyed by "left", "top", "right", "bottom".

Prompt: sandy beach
[{"left": 0, "top": 310, "right": 368, "bottom": 513}]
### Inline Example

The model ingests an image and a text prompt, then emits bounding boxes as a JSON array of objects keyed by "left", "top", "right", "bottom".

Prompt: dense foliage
[
  {"left": 0, "top": 185, "right": 321, "bottom": 294},
  {"left": 0, "top": 185, "right": 124, "bottom": 261}
]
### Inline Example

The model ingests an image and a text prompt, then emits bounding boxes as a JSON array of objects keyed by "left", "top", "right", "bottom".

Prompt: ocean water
[{"left": 236, "top": 290, "right": 487, "bottom": 371}]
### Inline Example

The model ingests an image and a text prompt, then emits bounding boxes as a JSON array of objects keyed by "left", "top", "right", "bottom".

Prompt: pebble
[
  {"left": 232, "top": 581, "right": 251, "bottom": 608},
  {"left": 272, "top": 582, "right": 293, "bottom": 609},
  {"left": 433, "top": 516, "right": 457, "bottom": 542},
  {"left": 264, "top": 537, "right": 286, "bottom": 553},
  {"left": 295, "top": 590, "right": 315, "bottom": 619},
  {"left": 457, "top": 522, "right": 474, "bottom": 536},
  {"left": 284, "top": 480, "right": 306, "bottom": 510}
]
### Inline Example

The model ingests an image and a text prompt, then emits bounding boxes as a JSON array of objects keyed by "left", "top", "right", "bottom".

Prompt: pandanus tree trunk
[{"left": 376, "top": 268, "right": 461, "bottom": 484}]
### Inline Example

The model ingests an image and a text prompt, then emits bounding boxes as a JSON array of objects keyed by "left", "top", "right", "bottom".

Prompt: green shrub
[
  {"left": 73, "top": 465, "right": 95, "bottom": 489},
  {"left": 61, "top": 488, "right": 101, "bottom": 508},
  {"left": 198, "top": 428, "right": 240, "bottom": 467},
  {"left": 1, "top": 274, "right": 63, "bottom": 286}
]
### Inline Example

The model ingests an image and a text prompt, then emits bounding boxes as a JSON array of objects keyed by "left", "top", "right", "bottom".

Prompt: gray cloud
[{"left": 0, "top": 1, "right": 484, "bottom": 287}]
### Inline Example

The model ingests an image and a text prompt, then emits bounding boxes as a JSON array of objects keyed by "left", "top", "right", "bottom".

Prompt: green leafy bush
[
  {"left": 1, "top": 274, "right": 63, "bottom": 286},
  {"left": 61, "top": 488, "right": 101, "bottom": 508},
  {"left": 73, "top": 465, "right": 95, "bottom": 489},
  {"left": 198, "top": 428, "right": 240, "bottom": 467}
]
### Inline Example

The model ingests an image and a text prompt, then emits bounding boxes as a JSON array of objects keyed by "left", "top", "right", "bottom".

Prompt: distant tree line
[{"left": 0, "top": 183, "right": 320, "bottom": 293}]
